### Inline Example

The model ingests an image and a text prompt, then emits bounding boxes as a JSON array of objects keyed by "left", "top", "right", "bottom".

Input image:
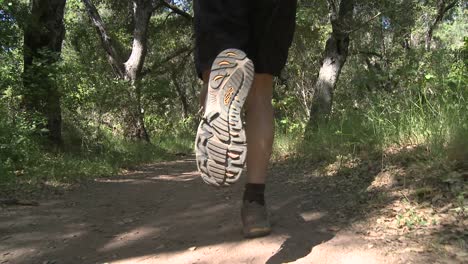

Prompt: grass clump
[
  {"left": 274, "top": 50, "right": 467, "bottom": 168},
  {"left": 0, "top": 114, "right": 195, "bottom": 196}
]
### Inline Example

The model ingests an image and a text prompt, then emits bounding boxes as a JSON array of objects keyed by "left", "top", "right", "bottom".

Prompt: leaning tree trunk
[
  {"left": 308, "top": 0, "right": 355, "bottom": 126},
  {"left": 23, "top": 0, "right": 66, "bottom": 147},
  {"left": 425, "top": 0, "right": 458, "bottom": 51},
  {"left": 171, "top": 72, "right": 189, "bottom": 118},
  {"left": 82, "top": 0, "right": 153, "bottom": 142}
]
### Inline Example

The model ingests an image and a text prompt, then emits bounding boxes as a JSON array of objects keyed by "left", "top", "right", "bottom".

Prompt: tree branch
[
  {"left": 356, "top": 50, "right": 383, "bottom": 58},
  {"left": 425, "top": 0, "right": 458, "bottom": 50},
  {"left": 348, "top": 12, "right": 381, "bottom": 34},
  {"left": 327, "top": 0, "right": 338, "bottom": 23},
  {"left": 142, "top": 45, "right": 194, "bottom": 76},
  {"left": 333, "top": 0, "right": 355, "bottom": 34},
  {"left": 159, "top": 0, "right": 193, "bottom": 21},
  {"left": 443, "top": 0, "right": 458, "bottom": 14},
  {"left": 81, "top": 0, "right": 125, "bottom": 78}
]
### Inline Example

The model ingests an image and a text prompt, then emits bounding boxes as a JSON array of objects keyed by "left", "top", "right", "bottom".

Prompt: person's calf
[
  {"left": 245, "top": 74, "right": 274, "bottom": 184},
  {"left": 199, "top": 71, "right": 210, "bottom": 108}
]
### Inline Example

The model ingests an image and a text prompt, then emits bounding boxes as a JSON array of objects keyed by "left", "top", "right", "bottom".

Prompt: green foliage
[
  {"left": 1, "top": 0, "right": 467, "bottom": 194},
  {"left": 396, "top": 204, "right": 433, "bottom": 229},
  {"left": 275, "top": 50, "right": 467, "bottom": 162},
  {"left": 0, "top": 106, "right": 34, "bottom": 182},
  {"left": 274, "top": 23, "right": 467, "bottom": 165},
  {"left": 435, "top": 5, "right": 467, "bottom": 50},
  {"left": 0, "top": 108, "right": 179, "bottom": 191}
]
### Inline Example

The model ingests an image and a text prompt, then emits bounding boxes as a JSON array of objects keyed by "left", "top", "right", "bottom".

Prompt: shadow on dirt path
[{"left": 0, "top": 156, "right": 437, "bottom": 264}]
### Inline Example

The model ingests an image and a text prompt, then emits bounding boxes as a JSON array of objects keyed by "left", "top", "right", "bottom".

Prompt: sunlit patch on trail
[
  {"left": 99, "top": 226, "right": 162, "bottom": 252},
  {"left": 300, "top": 211, "right": 327, "bottom": 222},
  {"left": 109, "top": 236, "right": 284, "bottom": 264},
  {"left": 94, "top": 178, "right": 136, "bottom": 183},
  {"left": 94, "top": 171, "right": 199, "bottom": 183},
  {"left": 149, "top": 172, "right": 198, "bottom": 182}
]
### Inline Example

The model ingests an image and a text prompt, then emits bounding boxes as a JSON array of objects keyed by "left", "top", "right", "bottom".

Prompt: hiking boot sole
[{"left": 195, "top": 49, "right": 254, "bottom": 186}]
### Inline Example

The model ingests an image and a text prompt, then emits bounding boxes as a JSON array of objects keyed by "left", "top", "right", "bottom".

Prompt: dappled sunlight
[
  {"left": 95, "top": 178, "right": 137, "bottom": 183},
  {"left": 1, "top": 157, "right": 339, "bottom": 263},
  {"left": 111, "top": 235, "right": 286, "bottom": 264},
  {"left": 148, "top": 172, "right": 198, "bottom": 182},
  {"left": 2, "top": 152, "right": 462, "bottom": 263},
  {"left": 302, "top": 232, "right": 399, "bottom": 264},
  {"left": 322, "top": 156, "right": 363, "bottom": 177},
  {"left": 178, "top": 203, "right": 231, "bottom": 218},
  {"left": 300, "top": 211, "right": 327, "bottom": 222},
  {"left": 100, "top": 226, "right": 162, "bottom": 252},
  {"left": 119, "top": 159, "right": 199, "bottom": 181},
  {"left": 0, "top": 228, "right": 88, "bottom": 263},
  {"left": 366, "top": 170, "right": 401, "bottom": 191},
  {"left": 0, "top": 246, "right": 37, "bottom": 263},
  {"left": 270, "top": 194, "right": 305, "bottom": 211},
  {"left": 1, "top": 158, "right": 258, "bottom": 263},
  {"left": 94, "top": 171, "right": 199, "bottom": 183}
]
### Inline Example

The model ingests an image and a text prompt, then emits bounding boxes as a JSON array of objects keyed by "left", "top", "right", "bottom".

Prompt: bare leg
[
  {"left": 242, "top": 73, "right": 274, "bottom": 238},
  {"left": 245, "top": 74, "right": 274, "bottom": 184},
  {"left": 200, "top": 69, "right": 273, "bottom": 237},
  {"left": 199, "top": 71, "right": 210, "bottom": 108}
]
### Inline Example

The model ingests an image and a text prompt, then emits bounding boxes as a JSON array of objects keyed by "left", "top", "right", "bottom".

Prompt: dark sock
[{"left": 243, "top": 183, "right": 265, "bottom": 205}]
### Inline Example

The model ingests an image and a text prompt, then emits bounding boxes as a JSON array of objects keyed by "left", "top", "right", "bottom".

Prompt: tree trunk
[
  {"left": 124, "top": 0, "right": 153, "bottom": 81},
  {"left": 123, "top": 82, "right": 150, "bottom": 141},
  {"left": 309, "top": 36, "right": 348, "bottom": 123},
  {"left": 121, "top": 0, "right": 152, "bottom": 142},
  {"left": 23, "top": 0, "right": 66, "bottom": 146},
  {"left": 81, "top": 0, "right": 126, "bottom": 77},
  {"left": 171, "top": 72, "right": 189, "bottom": 118},
  {"left": 82, "top": 0, "right": 154, "bottom": 142},
  {"left": 425, "top": 0, "right": 458, "bottom": 51},
  {"left": 308, "top": 0, "right": 355, "bottom": 126}
]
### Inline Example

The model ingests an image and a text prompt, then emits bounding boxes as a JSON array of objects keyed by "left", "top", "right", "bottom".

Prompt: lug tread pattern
[{"left": 195, "top": 49, "right": 254, "bottom": 186}]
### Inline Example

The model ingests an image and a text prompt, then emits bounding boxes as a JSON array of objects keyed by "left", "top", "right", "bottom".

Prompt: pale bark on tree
[
  {"left": 23, "top": 0, "right": 66, "bottom": 147},
  {"left": 82, "top": 0, "right": 157, "bottom": 141},
  {"left": 425, "top": 0, "right": 458, "bottom": 51},
  {"left": 308, "top": 0, "right": 355, "bottom": 126}
]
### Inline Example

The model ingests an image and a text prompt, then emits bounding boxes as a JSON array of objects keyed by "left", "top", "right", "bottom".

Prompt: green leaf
[{"left": 424, "top": 74, "right": 435, "bottom": 80}]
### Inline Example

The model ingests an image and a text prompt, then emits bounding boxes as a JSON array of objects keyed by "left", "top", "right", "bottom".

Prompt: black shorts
[{"left": 194, "top": 0, "right": 297, "bottom": 79}]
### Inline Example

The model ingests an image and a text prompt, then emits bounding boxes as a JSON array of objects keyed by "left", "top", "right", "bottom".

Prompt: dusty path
[{"left": 0, "top": 158, "right": 451, "bottom": 264}]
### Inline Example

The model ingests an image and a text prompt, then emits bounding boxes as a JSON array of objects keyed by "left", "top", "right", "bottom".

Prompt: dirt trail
[{"left": 0, "top": 158, "right": 445, "bottom": 263}]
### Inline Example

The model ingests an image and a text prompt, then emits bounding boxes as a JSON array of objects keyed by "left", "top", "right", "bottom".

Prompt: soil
[{"left": 0, "top": 157, "right": 465, "bottom": 264}]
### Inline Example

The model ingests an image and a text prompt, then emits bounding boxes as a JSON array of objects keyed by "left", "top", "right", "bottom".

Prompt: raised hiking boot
[
  {"left": 241, "top": 201, "right": 272, "bottom": 238},
  {"left": 195, "top": 49, "right": 254, "bottom": 186}
]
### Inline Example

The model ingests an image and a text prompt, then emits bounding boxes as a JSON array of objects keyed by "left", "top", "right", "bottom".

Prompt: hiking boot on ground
[{"left": 241, "top": 200, "right": 272, "bottom": 238}]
